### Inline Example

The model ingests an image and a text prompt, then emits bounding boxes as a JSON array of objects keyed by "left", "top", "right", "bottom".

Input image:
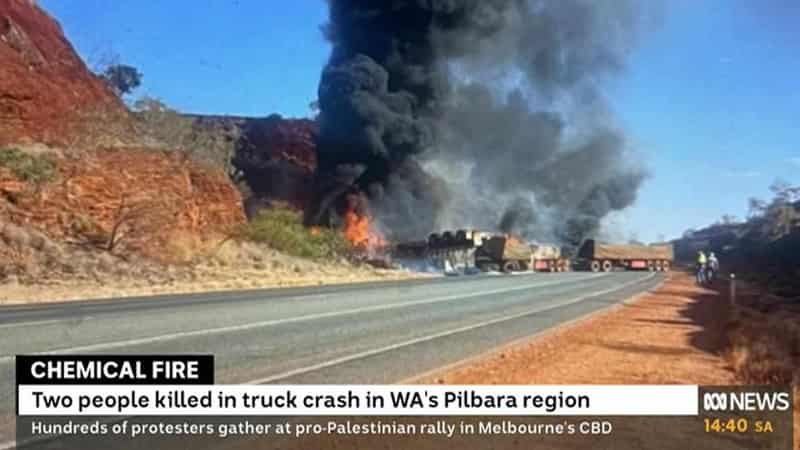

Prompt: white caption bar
[{"left": 18, "top": 385, "right": 698, "bottom": 416}]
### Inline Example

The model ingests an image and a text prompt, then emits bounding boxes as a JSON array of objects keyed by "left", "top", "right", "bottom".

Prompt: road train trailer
[
  {"left": 576, "top": 239, "right": 674, "bottom": 272},
  {"left": 530, "top": 243, "right": 571, "bottom": 272},
  {"left": 395, "top": 230, "right": 570, "bottom": 273},
  {"left": 425, "top": 230, "right": 492, "bottom": 272},
  {"left": 474, "top": 235, "right": 534, "bottom": 273}
]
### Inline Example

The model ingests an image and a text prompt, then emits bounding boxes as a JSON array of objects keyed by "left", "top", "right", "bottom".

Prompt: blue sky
[{"left": 40, "top": 0, "right": 799, "bottom": 242}]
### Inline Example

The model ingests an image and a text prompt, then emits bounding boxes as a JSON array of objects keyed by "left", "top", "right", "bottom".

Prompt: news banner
[{"left": 11, "top": 355, "right": 794, "bottom": 449}]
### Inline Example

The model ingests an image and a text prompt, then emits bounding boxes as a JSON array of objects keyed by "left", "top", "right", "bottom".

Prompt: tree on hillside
[
  {"left": 769, "top": 179, "right": 800, "bottom": 204},
  {"left": 745, "top": 180, "right": 800, "bottom": 241},
  {"left": 100, "top": 64, "right": 142, "bottom": 97},
  {"left": 747, "top": 197, "right": 767, "bottom": 219}
]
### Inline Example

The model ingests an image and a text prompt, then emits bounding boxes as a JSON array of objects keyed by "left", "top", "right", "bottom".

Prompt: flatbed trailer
[{"left": 577, "top": 239, "right": 674, "bottom": 272}]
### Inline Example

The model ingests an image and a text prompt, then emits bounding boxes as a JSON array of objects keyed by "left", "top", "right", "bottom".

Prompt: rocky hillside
[
  {"left": 0, "top": 0, "right": 421, "bottom": 302},
  {"left": 0, "top": 147, "right": 244, "bottom": 257},
  {"left": 0, "top": 0, "right": 245, "bottom": 272},
  {"left": 0, "top": 0, "right": 129, "bottom": 146},
  {"left": 189, "top": 114, "right": 317, "bottom": 214}
]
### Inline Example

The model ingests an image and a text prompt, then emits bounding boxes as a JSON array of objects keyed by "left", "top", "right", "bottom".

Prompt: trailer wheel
[
  {"left": 502, "top": 261, "right": 519, "bottom": 273},
  {"left": 549, "top": 261, "right": 556, "bottom": 273},
  {"left": 602, "top": 260, "right": 613, "bottom": 272},
  {"left": 663, "top": 261, "right": 671, "bottom": 272},
  {"left": 590, "top": 260, "right": 601, "bottom": 272},
  {"left": 655, "top": 261, "right": 663, "bottom": 272},
  {"left": 647, "top": 261, "right": 655, "bottom": 272}
]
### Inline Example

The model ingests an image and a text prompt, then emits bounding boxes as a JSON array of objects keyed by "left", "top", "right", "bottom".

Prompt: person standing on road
[
  {"left": 696, "top": 251, "right": 707, "bottom": 285},
  {"left": 707, "top": 252, "right": 719, "bottom": 282}
]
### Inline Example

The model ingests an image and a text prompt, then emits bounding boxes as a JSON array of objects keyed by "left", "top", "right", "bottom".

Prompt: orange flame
[{"left": 343, "top": 204, "right": 386, "bottom": 250}]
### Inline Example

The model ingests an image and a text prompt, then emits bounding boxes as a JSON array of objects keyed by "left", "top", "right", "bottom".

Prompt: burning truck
[
  {"left": 304, "top": 0, "right": 649, "bottom": 258},
  {"left": 393, "top": 234, "right": 673, "bottom": 274},
  {"left": 395, "top": 231, "right": 569, "bottom": 274}
]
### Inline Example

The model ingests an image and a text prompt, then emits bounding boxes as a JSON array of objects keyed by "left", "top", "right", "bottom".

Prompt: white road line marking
[
  {"left": 244, "top": 273, "right": 656, "bottom": 384},
  {"left": 0, "top": 274, "right": 608, "bottom": 363},
  {"left": 399, "top": 275, "right": 668, "bottom": 384},
  {"left": 0, "top": 273, "right": 653, "bottom": 450},
  {"left": 0, "top": 319, "right": 65, "bottom": 330}
]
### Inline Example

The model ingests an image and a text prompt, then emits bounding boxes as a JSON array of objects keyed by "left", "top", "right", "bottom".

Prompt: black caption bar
[{"left": 16, "top": 355, "right": 214, "bottom": 385}]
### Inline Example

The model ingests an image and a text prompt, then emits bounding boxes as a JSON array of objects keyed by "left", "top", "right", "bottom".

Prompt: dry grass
[
  {"left": 159, "top": 232, "right": 222, "bottom": 264},
  {"left": 724, "top": 294, "right": 799, "bottom": 449},
  {"left": 0, "top": 224, "right": 427, "bottom": 305},
  {"left": 726, "top": 309, "right": 799, "bottom": 385}
]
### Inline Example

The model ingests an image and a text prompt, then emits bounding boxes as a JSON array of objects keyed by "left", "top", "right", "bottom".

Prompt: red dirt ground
[
  {"left": 425, "top": 273, "right": 735, "bottom": 385},
  {"left": 422, "top": 272, "right": 797, "bottom": 448}
]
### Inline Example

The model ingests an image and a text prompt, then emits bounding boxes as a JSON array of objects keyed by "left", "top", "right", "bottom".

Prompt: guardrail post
[{"left": 729, "top": 273, "right": 736, "bottom": 306}]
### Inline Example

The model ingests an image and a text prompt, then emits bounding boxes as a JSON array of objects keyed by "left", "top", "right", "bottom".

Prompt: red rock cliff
[
  {"left": 0, "top": 0, "right": 246, "bottom": 257},
  {"left": 0, "top": 0, "right": 125, "bottom": 146}
]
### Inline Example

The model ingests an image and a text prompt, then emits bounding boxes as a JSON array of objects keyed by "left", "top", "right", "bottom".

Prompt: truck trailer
[
  {"left": 530, "top": 243, "right": 570, "bottom": 272},
  {"left": 577, "top": 239, "right": 674, "bottom": 272},
  {"left": 422, "top": 231, "right": 534, "bottom": 273},
  {"left": 421, "top": 230, "right": 491, "bottom": 272},
  {"left": 402, "top": 230, "right": 570, "bottom": 274},
  {"left": 474, "top": 235, "right": 533, "bottom": 273}
]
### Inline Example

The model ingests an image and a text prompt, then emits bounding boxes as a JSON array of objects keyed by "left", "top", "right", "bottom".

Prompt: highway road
[{"left": 0, "top": 270, "right": 663, "bottom": 443}]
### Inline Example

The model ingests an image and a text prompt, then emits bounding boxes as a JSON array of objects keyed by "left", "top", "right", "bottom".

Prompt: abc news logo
[{"left": 703, "top": 391, "right": 791, "bottom": 412}]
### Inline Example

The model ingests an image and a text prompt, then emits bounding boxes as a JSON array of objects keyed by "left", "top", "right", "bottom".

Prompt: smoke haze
[{"left": 310, "top": 0, "right": 652, "bottom": 248}]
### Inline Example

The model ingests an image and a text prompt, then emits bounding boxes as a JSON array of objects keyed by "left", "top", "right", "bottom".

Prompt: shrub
[
  {"left": 235, "top": 207, "right": 352, "bottom": 260},
  {"left": 0, "top": 148, "right": 56, "bottom": 184}
]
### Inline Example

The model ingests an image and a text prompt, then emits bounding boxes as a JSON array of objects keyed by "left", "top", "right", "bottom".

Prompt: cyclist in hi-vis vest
[{"left": 696, "top": 251, "right": 707, "bottom": 285}]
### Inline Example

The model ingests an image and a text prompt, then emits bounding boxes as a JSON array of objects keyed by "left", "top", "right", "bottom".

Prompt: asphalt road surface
[{"left": 0, "top": 271, "right": 663, "bottom": 443}]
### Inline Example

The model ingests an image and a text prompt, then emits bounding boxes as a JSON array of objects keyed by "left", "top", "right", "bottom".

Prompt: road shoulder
[{"left": 420, "top": 272, "right": 736, "bottom": 385}]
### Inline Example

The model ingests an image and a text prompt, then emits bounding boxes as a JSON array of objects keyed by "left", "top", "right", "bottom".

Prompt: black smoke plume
[{"left": 308, "top": 0, "right": 651, "bottom": 245}]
